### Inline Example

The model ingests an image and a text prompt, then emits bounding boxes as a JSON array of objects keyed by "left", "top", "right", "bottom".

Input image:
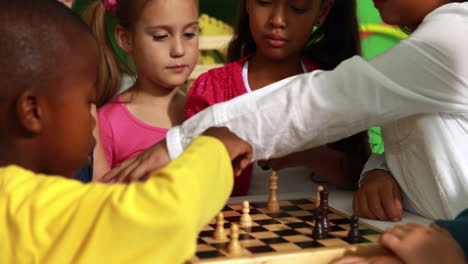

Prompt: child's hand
[
  {"left": 203, "top": 127, "right": 253, "bottom": 177},
  {"left": 330, "top": 255, "right": 403, "bottom": 264},
  {"left": 379, "top": 223, "right": 466, "bottom": 264},
  {"left": 100, "top": 140, "right": 170, "bottom": 183},
  {"left": 353, "top": 170, "right": 403, "bottom": 221}
]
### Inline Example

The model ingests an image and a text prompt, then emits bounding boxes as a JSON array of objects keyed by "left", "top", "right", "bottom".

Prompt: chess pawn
[
  {"left": 213, "top": 213, "right": 227, "bottom": 240},
  {"left": 240, "top": 200, "right": 252, "bottom": 228},
  {"left": 267, "top": 171, "right": 280, "bottom": 212},
  {"left": 316, "top": 185, "right": 324, "bottom": 207},
  {"left": 347, "top": 215, "right": 362, "bottom": 243},
  {"left": 312, "top": 208, "right": 326, "bottom": 240},
  {"left": 228, "top": 223, "right": 242, "bottom": 256}
]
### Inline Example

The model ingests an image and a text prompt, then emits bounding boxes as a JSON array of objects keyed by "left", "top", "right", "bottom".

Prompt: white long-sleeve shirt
[{"left": 167, "top": 2, "right": 468, "bottom": 219}]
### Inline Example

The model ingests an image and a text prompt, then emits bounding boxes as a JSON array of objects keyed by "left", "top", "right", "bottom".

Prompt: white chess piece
[
  {"left": 316, "top": 185, "right": 324, "bottom": 207},
  {"left": 228, "top": 223, "right": 242, "bottom": 255},
  {"left": 213, "top": 212, "right": 227, "bottom": 240},
  {"left": 267, "top": 171, "right": 280, "bottom": 212},
  {"left": 240, "top": 200, "right": 252, "bottom": 228}
]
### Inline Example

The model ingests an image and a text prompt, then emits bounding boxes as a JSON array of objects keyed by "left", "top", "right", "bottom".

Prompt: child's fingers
[
  {"left": 367, "top": 255, "right": 404, "bottom": 264},
  {"left": 359, "top": 189, "right": 378, "bottom": 220},
  {"left": 101, "top": 158, "right": 133, "bottom": 182},
  {"left": 330, "top": 256, "right": 369, "bottom": 264},
  {"left": 127, "top": 161, "right": 154, "bottom": 182},
  {"left": 380, "top": 231, "right": 403, "bottom": 252},
  {"left": 353, "top": 190, "right": 368, "bottom": 218},
  {"left": 233, "top": 151, "right": 253, "bottom": 177},
  {"left": 400, "top": 223, "right": 424, "bottom": 232},
  {"left": 430, "top": 223, "right": 451, "bottom": 236},
  {"left": 384, "top": 226, "right": 407, "bottom": 240},
  {"left": 381, "top": 185, "right": 402, "bottom": 222},
  {"left": 392, "top": 184, "right": 403, "bottom": 220},
  {"left": 368, "top": 188, "right": 389, "bottom": 220},
  {"left": 114, "top": 161, "right": 140, "bottom": 183}
]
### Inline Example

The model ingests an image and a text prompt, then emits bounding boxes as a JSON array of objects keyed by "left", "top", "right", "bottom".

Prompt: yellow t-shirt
[{"left": 0, "top": 136, "right": 233, "bottom": 264}]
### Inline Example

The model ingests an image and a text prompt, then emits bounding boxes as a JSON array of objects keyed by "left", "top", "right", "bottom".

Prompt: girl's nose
[
  {"left": 269, "top": 5, "right": 287, "bottom": 28},
  {"left": 170, "top": 37, "right": 185, "bottom": 58}
]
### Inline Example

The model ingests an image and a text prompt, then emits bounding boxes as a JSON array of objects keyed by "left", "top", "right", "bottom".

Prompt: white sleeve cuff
[
  {"left": 166, "top": 126, "right": 184, "bottom": 160},
  {"left": 358, "top": 153, "right": 390, "bottom": 187}
]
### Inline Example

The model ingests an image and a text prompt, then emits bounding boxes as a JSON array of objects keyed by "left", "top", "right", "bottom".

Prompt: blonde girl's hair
[{"left": 82, "top": 0, "right": 150, "bottom": 107}]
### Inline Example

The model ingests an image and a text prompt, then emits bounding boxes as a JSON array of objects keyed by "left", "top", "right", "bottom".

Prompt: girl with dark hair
[{"left": 185, "top": 0, "right": 370, "bottom": 196}]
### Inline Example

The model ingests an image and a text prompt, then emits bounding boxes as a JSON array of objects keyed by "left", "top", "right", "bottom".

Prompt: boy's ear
[
  {"left": 16, "top": 90, "right": 43, "bottom": 134},
  {"left": 316, "top": 0, "right": 335, "bottom": 27},
  {"left": 115, "top": 25, "right": 133, "bottom": 54}
]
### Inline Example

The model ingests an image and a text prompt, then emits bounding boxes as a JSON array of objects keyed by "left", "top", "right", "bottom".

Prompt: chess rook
[{"left": 267, "top": 171, "right": 280, "bottom": 212}]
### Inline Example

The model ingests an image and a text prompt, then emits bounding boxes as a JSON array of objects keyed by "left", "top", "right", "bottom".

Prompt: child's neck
[
  {"left": 129, "top": 78, "right": 179, "bottom": 102},
  {"left": 248, "top": 54, "right": 304, "bottom": 91},
  {"left": 121, "top": 78, "right": 185, "bottom": 129},
  {"left": 0, "top": 139, "right": 71, "bottom": 178}
]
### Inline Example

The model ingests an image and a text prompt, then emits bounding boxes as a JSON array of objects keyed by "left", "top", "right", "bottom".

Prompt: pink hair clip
[{"left": 102, "top": 0, "right": 118, "bottom": 14}]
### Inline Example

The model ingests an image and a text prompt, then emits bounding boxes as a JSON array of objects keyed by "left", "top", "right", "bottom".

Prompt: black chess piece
[
  {"left": 319, "top": 189, "right": 331, "bottom": 232},
  {"left": 321, "top": 207, "right": 330, "bottom": 233},
  {"left": 347, "top": 215, "right": 362, "bottom": 243},
  {"left": 319, "top": 189, "right": 329, "bottom": 210},
  {"left": 312, "top": 208, "right": 326, "bottom": 240}
]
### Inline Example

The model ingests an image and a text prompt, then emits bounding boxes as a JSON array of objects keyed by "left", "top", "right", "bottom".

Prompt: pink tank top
[{"left": 98, "top": 96, "right": 168, "bottom": 168}]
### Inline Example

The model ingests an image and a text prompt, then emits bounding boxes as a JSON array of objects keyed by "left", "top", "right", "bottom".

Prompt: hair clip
[{"left": 102, "top": 0, "right": 118, "bottom": 14}]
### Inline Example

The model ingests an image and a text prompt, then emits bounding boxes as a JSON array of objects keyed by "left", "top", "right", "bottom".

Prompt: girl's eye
[
  {"left": 257, "top": 0, "right": 272, "bottom": 6},
  {"left": 153, "top": 35, "right": 168, "bottom": 41},
  {"left": 291, "top": 6, "right": 307, "bottom": 14},
  {"left": 184, "top": 32, "right": 197, "bottom": 39}
]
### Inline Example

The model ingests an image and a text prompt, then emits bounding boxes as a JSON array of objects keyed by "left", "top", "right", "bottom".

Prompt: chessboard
[{"left": 189, "top": 198, "right": 385, "bottom": 264}]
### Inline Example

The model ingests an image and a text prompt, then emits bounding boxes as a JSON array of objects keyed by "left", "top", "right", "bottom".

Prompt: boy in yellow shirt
[{"left": 0, "top": 1, "right": 251, "bottom": 263}]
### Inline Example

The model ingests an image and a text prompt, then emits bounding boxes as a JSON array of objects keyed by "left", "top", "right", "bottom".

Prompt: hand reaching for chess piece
[{"left": 331, "top": 223, "right": 466, "bottom": 264}]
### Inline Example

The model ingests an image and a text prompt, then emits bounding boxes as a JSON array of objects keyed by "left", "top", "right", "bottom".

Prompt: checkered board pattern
[{"left": 189, "top": 198, "right": 382, "bottom": 263}]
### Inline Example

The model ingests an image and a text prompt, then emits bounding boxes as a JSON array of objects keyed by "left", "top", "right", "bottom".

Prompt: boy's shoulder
[{"left": 0, "top": 165, "right": 43, "bottom": 190}]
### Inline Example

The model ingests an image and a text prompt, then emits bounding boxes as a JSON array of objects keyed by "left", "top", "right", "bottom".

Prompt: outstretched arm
[{"left": 167, "top": 12, "right": 468, "bottom": 161}]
